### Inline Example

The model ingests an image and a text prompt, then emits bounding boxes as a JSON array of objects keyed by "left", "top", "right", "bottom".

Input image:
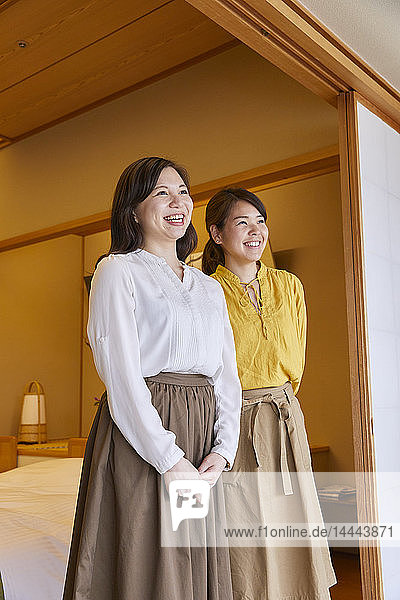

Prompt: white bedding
[{"left": 0, "top": 458, "right": 82, "bottom": 600}]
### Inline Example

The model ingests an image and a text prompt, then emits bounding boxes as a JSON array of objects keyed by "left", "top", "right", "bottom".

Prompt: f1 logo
[{"left": 169, "top": 480, "right": 210, "bottom": 531}]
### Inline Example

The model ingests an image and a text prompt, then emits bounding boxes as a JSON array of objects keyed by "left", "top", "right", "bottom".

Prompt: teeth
[
  {"left": 164, "top": 214, "right": 184, "bottom": 221},
  {"left": 244, "top": 241, "right": 261, "bottom": 247}
]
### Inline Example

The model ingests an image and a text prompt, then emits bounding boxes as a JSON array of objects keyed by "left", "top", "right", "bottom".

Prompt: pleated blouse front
[{"left": 210, "top": 262, "right": 307, "bottom": 394}]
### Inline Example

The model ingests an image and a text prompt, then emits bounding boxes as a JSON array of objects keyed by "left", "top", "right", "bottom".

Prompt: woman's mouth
[
  {"left": 164, "top": 213, "right": 185, "bottom": 226},
  {"left": 243, "top": 240, "right": 261, "bottom": 247}
]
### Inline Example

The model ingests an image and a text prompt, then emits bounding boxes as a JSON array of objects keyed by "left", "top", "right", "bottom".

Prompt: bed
[
  {"left": 0, "top": 437, "right": 86, "bottom": 600},
  {"left": 0, "top": 436, "right": 330, "bottom": 599}
]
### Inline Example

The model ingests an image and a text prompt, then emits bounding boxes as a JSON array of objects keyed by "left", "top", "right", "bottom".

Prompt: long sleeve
[
  {"left": 210, "top": 288, "right": 242, "bottom": 470},
  {"left": 87, "top": 256, "right": 185, "bottom": 474},
  {"left": 291, "top": 275, "right": 307, "bottom": 395}
]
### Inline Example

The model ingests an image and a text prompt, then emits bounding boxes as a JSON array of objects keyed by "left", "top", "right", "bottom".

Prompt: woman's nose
[{"left": 169, "top": 193, "right": 181, "bottom": 207}]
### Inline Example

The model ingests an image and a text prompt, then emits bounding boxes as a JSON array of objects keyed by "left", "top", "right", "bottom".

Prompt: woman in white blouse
[{"left": 62, "top": 157, "right": 242, "bottom": 600}]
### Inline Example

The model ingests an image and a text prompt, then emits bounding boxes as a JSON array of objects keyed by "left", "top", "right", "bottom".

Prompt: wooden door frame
[
  {"left": 183, "top": 2, "right": 400, "bottom": 599},
  {"left": 184, "top": 0, "right": 400, "bottom": 124}
]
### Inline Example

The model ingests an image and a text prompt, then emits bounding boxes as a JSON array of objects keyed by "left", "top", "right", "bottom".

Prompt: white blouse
[{"left": 87, "top": 248, "right": 242, "bottom": 474}]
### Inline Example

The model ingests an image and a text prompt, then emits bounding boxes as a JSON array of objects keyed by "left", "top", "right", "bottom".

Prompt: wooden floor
[{"left": 330, "top": 551, "right": 362, "bottom": 600}]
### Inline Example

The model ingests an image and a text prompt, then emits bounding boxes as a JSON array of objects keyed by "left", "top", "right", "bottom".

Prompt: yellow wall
[
  {"left": 0, "top": 45, "right": 337, "bottom": 240},
  {"left": 0, "top": 235, "right": 82, "bottom": 438}
]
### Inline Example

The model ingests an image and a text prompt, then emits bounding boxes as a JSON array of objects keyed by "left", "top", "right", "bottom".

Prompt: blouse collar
[
  {"left": 215, "top": 261, "right": 268, "bottom": 285},
  {"left": 134, "top": 248, "right": 188, "bottom": 269}
]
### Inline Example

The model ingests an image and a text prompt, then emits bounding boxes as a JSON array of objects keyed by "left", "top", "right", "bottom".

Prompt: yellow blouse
[{"left": 210, "top": 262, "right": 307, "bottom": 394}]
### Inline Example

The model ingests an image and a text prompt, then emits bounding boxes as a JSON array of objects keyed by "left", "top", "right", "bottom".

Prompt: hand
[
  {"left": 198, "top": 452, "right": 227, "bottom": 487},
  {"left": 163, "top": 457, "right": 200, "bottom": 495}
]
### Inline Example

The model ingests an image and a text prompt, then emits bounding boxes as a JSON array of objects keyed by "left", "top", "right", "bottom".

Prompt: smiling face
[
  {"left": 135, "top": 166, "right": 193, "bottom": 245},
  {"left": 213, "top": 199, "right": 268, "bottom": 264}
]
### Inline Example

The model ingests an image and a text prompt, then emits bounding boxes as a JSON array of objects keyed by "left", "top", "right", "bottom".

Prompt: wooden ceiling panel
[
  {"left": 0, "top": 0, "right": 234, "bottom": 141},
  {"left": 0, "top": 0, "right": 166, "bottom": 92}
]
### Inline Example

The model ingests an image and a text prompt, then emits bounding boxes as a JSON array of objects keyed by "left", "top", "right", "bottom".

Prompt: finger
[
  {"left": 198, "top": 464, "right": 212, "bottom": 474},
  {"left": 198, "top": 457, "right": 212, "bottom": 473},
  {"left": 200, "top": 454, "right": 222, "bottom": 471}
]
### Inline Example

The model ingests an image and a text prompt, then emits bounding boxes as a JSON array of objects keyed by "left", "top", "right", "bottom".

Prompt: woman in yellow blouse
[{"left": 202, "top": 188, "right": 336, "bottom": 600}]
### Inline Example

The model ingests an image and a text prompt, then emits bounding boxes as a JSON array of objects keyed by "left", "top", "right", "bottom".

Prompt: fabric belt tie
[{"left": 242, "top": 383, "right": 295, "bottom": 496}]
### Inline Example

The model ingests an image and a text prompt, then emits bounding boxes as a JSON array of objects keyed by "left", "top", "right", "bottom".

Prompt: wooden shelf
[{"left": 17, "top": 438, "right": 69, "bottom": 458}]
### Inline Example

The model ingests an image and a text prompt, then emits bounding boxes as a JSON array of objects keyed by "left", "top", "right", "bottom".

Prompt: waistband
[
  {"left": 242, "top": 381, "right": 295, "bottom": 405},
  {"left": 144, "top": 372, "right": 211, "bottom": 387}
]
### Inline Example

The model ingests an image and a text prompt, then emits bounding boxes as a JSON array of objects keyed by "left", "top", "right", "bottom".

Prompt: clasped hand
[{"left": 164, "top": 453, "right": 226, "bottom": 492}]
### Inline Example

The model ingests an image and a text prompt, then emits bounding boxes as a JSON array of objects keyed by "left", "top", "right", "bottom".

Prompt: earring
[{"left": 133, "top": 213, "right": 139, "bottom": 224}]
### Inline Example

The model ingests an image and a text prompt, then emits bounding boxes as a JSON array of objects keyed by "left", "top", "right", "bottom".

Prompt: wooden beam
[
  {"left": 0, "top": 134, "right": 12, "bottom": 148},
  {"left": 184, "top": 0, "right": 344, "bottom": 105},
  {"left": 192, "top": 144, "right": 339, "bottom": 205},
  {"left": 283, "top": 0, "right": 398, "bottom": 101},
  {"left": 0, "top": 145, "right": 339, "bottom": 253},
  {"left": 0, "top": 211, "right": 111, "bottom": 253},
  {"left": 184, "top": 0, "right": 400, "bottom": 125}
]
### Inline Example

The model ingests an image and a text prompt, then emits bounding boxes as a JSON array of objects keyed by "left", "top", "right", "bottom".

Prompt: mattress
[{"left": 0, "top": 458, "right": 82, "bottom": 600}]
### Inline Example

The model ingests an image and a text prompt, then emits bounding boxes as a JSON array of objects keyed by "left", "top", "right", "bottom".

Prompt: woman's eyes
[
  {"left": 155, "top": 189, "right": 188, "bottom": 196},
  {"left": 236, "top": 219, "right": 265, "bottom": 225}
]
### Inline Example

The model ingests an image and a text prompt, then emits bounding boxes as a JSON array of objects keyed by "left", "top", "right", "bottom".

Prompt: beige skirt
[
  {"left": 223, "top": 382, "right": 337, "bottom": 600},
  {"left": 62, "top": 372, "right": 233, "bottom": 600}
]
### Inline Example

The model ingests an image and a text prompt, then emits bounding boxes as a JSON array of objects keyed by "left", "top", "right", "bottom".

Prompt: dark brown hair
[
  {"left": 202, "top": 188, "right": 267, "bottom": 275},
  {"left": 103, "top": 157, "right": 197, "bottom": 263}
]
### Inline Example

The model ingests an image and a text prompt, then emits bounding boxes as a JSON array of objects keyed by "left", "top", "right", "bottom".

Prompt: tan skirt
[
  {"left": 62, "top": 372, "right": 233, "bottom": 600},
  {"left": 223, "top": 382, "right": 337, "bottom": 600}
]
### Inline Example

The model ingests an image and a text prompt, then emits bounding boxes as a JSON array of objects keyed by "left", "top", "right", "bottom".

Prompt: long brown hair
[
  {"left": 202, "top": 188, "right": 267, "bottom": 275},
  {"left": 105, "top": 157, "right": 197, "bottom": 262}
]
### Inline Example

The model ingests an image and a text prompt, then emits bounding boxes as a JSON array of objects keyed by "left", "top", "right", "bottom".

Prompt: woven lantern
[{"left": 18, "top": 381, "right": 47, "bottom": 444}]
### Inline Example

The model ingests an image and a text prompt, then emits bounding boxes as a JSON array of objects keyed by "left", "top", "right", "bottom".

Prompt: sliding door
[
  {"left": 357, "top": 99, "right": 400, "bottom": 600},
  {"left": 339, "top": 91, "right": 400, "bottom": 599}
]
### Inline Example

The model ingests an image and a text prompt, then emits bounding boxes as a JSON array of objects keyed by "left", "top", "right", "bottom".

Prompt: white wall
[{"left": 357, "top": 101, "right": 400, "bottom": 599}]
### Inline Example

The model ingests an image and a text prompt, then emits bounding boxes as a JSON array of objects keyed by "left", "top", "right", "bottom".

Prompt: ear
[{"left": 209, "top": 224, "right": 222, "bottom": 244}]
